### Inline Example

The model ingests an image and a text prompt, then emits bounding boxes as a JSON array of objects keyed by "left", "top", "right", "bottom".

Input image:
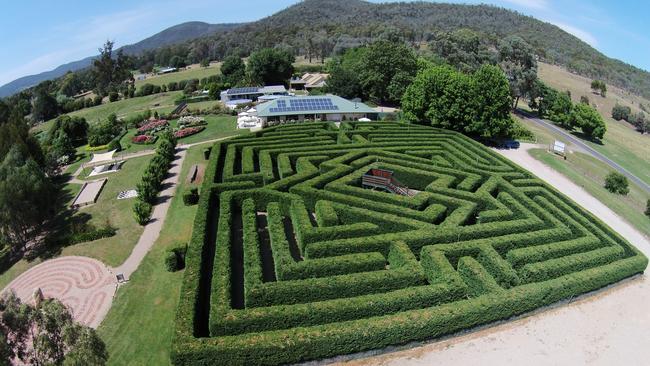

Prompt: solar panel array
[
  {"left": 269, "top": 98, "right": 339, "bottom": 114},
  {"left": 227, "top": 87, "right": 260, "bottom": 95}
]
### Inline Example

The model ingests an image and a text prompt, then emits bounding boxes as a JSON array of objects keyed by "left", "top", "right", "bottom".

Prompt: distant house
[
  {"left": 220, "top": 85, "right": 288, "bottom": 103},
  {"left": 290, "top": 73, "right": 329, "bottom": 91},
  {"left": 158, "top": 67, "right": 178, "bottom": 75},
  {"left": 256, "top": 95, "right": 376, "bottom": 124}
]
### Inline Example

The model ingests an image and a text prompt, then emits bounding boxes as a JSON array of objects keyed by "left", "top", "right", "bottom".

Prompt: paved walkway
[
  {"left": 334, "top": 143, "right": 650, "bottom": 366},
  {"left": 2, "top": 136, "right": 234, "bottom": 327},
  {"left": 113, "top": 147, "right": 186, "bottom": 279}
]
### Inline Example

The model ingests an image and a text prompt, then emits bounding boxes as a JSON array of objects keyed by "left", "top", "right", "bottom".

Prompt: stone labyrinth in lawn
[{"left": 172, "top": 122, "right": 647, "bottom": 365}]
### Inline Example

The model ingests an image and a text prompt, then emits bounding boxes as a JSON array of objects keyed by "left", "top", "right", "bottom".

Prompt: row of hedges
[
  {"left": 172, "top": 123, "right": 648, "bottom": 366},
  {"left": 133, "top": 133, "right": 177, "bottom": 225}
]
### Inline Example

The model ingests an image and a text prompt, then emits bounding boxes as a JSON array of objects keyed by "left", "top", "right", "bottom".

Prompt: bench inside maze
[{"left": 172, "top": 121, "right": 647, "bottom": 365}]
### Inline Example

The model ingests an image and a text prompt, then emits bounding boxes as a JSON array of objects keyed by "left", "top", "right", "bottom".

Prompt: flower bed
[
  {"left": 137, "top": 119, "right": 169, "bottom": 133},
  {"left": 178, "top": 115, "right": 206, "bottom": 127},
  {"left": 174, "top": 126, "right": 205, "bottom": 139},
  {"left": 132, "top": 134, "right": 158, "bottom": 144}
]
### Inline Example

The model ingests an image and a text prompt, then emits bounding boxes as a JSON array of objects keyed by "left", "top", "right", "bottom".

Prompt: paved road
[{"left": 516, "top": 110, "right": 650, "bottom": 194}]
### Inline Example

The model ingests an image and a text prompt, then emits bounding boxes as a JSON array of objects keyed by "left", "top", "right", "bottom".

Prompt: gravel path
[{"left": 332, "top": 143, "right": 650, "bottom": 366}]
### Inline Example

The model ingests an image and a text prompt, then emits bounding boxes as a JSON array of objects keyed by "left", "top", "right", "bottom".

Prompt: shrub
[
  {"left": 108, "top": 91, "right": 119, "bottom": 102},
  {"left": 604, "top": 172, "right": 629, "bottom": 195},
  {"left": 108, "top": 139, "right": 122, "bottom": 152},
  {"left": 133, "top": 200, "right": 152, "bottom": 225},
  {"left": 165, "top": 244, "right": 188, "bottom": 272},
  {"left": 612, "top": 103, "right": 631, "bottom": 121},
  {"left": 182, "top": 188, "right": 199, "bottom": 206},
  {"left": 645, "top": 200, "right": 650, "bottom": 219}
]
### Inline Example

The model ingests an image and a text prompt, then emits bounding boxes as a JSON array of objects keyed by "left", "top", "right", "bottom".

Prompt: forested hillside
[{"left": 188, "top": 0, "right": 650, "bottom": 98}]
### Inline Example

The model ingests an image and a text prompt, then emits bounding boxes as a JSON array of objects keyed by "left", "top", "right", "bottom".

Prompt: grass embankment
[
  {"left": 34, "top": 91, "right": 184, "bottom": 133},
  {"left": 538, "top": 62, "right": 650, "bottom": 186},
  {"left": 134, "top": 63, "right": 221, "bottom": 88},
  {"left": 0, "top": 155, "right": 153, "bottom": 288},
  {"left": 529, "top": 149, "right": 650, "bottom": 238},
  {"left": 98, "top": 146, "right": 205, "bottom": 366}
]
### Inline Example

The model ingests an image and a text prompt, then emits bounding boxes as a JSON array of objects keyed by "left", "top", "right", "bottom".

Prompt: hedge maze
[{"left": 172, "top": 122, "right": 647, "bottom": 365}]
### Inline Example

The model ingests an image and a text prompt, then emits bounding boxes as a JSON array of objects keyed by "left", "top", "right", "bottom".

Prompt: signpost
[{"left": 552, "top": 140, "right": 567, "bottom": 159}]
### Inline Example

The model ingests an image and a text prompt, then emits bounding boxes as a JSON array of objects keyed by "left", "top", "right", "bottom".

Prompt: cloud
[
  {"left": 550, "top": 21, "right": 598, "bottom": 47},
  {"left": 500, "top": 0, "right": 549, "bottom": 10}
]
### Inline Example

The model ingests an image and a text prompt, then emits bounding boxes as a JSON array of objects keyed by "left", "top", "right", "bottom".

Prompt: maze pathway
[
  {"left": 169, "top": 121, "right": 647, "bottom": 365},
  {"left": 4, "top": 256, "right": 116, "bottom": 328}
]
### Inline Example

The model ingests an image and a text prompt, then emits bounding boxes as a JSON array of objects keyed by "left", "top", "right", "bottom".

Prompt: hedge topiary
[
  {"left": 182, "top": 188, "right": 199, "bottom": 206},
  {"left": 133, "top": 200, "right": 152, "bottom": 226},
  {"left": 171, "top": 122, "right": 647, "bottom": 366}
]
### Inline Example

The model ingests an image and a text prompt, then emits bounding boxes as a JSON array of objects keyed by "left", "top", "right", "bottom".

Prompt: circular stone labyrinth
[{"left": 3, "top": 256, "right": 116, "bottom": 328}]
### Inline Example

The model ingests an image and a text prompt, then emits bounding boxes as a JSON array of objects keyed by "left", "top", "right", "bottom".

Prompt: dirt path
[{"left": 331, "top": 143, "right": 650, "bottom": 366}]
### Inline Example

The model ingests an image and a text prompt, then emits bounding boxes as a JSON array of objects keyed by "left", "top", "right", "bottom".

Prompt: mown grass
[
  {"left": 0, "top": 155, "right": 152, "bottom": 288},
  {"left": 98, "top": 146, "right": 206, "bottom": 366},
  {"left": 529, "top": 149, "right": 650, "bottom": 238},
  {"left": 118, "top": 114, "right": 241, "bottom": 153},
  {"left": 135, "top": 63, "right": 221, "bottom": 88},
  {"left": 538, "top": 62, "right": 650, "bottom": 186},
  {"left": 34, "top": 91, "right": 183, "bottom": 133}
]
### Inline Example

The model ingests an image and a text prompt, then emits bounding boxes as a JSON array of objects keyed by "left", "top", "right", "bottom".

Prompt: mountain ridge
[
  {"left": 3, "top": 1, "right": 650, "bottom": 99},
  {"left": 0, "top": 21, "right": 239, "bottom": 97}
]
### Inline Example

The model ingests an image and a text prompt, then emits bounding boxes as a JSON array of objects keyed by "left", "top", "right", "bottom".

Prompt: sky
[{"left": 1, "top": 0, "right": 649, "bottom": 86}]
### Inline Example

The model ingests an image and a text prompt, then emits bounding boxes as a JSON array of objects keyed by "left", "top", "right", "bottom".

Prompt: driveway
[{"left": 516, "top": 110, "right": 650, "bottom": 194}]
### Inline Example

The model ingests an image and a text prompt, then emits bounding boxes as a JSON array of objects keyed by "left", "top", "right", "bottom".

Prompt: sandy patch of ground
[
  {"left": 327, "top": 143, "right": 650, "bottom": 366},
  {"left": 3, "top": 256, "right": 116, "bottom": 328}
]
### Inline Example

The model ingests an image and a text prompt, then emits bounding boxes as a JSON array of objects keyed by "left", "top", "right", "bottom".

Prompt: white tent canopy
[
  {"left": 358, "top": 117, "right": 371, "bottom": 122},
  {"left": 237, "top": 112, "right": 249, "bottom": 117},
  {"left": 247, "top": 108, "right": 257, "bottom": 113},
  {"left": 89, "top": 150, "right": 117, "bottom": 165}
]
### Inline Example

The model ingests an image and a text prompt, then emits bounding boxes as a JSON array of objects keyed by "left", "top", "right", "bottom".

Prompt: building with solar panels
[
  {"left": 220, "top": 85, "right": 288, "bottom": 104},
  {"left": 256, "top": 95, "right": 376, "bottom": 124}
]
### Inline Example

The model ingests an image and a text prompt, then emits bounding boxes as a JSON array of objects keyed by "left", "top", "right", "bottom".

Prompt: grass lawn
[
  {"left": 183, "top": 99, "right": 222, "bottom": 112},
  {"left": 135, "top": 64, "right": 221, "bottom": 89},
  {"left": 529, "top": 149, "right": 650, "bottom": 238},
  {"left": 0, "top": 155, "right": 152, "bottom": 289},
  {"left": 538, "top": 62, "right": 650, "bottom": 186},
  {"left": 98, "top": 145, "right": 206, "bottom": 366},
  {"left": 117, "top": 114, "right": 242, "bottom": 153},
  {"left": 34, "top": 91, "right": 183, "bottom": 134},
  {"left": 171, "top": 114, "right": 243, "bottom": 145}
]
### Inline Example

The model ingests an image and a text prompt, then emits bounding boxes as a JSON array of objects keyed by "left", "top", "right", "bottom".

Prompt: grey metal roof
[
  {"left": 259, "top": 85, "right": 287, "bottom": 94},
  {"left": 227, "top": 87, "right": 261, "bottom": 95}
]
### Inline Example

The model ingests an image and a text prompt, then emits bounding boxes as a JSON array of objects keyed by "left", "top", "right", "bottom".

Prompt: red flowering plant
[
  {"left": 174, "top": 126, "right": 205, "bottom": 139},
  {"left": 132, "top": 134, "right": 157, "bottom": 144},
  {"left": 137, "top": 119, "right": 168, "bottom": 133}
]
